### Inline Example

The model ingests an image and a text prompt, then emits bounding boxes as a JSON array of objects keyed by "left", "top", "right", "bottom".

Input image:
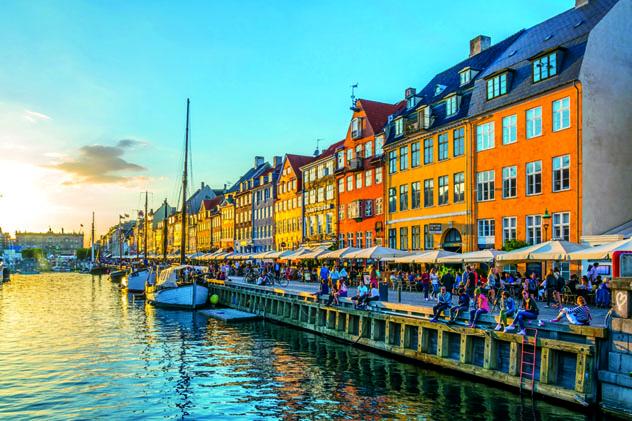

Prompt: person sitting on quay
[
  {"left": 447, "top": 288, "right": 470, "bottom": 324},
  {"left": 494, "top": 291, "right": 517, "bottom": 331},
  {"left": 313, "top": 275, "right": 329, "bottom": 299},
  {"left": 352, "top": 282, "right": 369, "bottom": 309},
  {"left": 549, "top": 296, "right": 592, "bottom": 325},
  {"left": 320, "top": 264, "right": 330, "bottom": 285},
  {"left": 333, "top": 278, "right": 348, "bottom": 306},
  {"left": 504, "top": 290, "right": 540, "bottom": 335},
  {"left": 430, "top": 286, "right": 452, "bottom": 322},
  {"left": 360, "top": 284, "right": 380, "bottom": 310},
  {"left": 468, "top": 288, "right": 490, "bottom": 329},
  {"left": 596, "top": 278, "right": 611, "bottom": 308}
]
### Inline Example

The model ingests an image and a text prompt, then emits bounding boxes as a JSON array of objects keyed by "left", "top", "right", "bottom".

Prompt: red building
[{"left": 336, "top": 99, "right": 404, "bottom": 248}]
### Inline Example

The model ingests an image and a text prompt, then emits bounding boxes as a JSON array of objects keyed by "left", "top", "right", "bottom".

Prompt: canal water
[{"left": 0, "top": 274, "right": 601, "bottom": 420}]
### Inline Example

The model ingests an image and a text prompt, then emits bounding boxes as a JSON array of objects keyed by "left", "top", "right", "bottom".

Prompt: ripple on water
[{"left": 0, "top": 274, "right": 599, "bottom": 419}]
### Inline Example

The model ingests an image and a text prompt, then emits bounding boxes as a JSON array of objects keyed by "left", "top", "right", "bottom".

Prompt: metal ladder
[{"left": 519, "top": 328, "right": 538, "bottom": 396}]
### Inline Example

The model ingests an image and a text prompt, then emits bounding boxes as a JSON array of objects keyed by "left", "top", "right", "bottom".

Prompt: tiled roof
[
  {"left": 303, "top": 140, "right": 345, "bottom": 168},
  {"left": 468, "top": 0, "right": 617, "bottom": 116},
  {"left": 201, "top": 197, "right": 223, "bottom": 212},
  {"left": 359, "top": 99, "right": 406, "bottom": 134},
  {"left": 286, "top": 154, "right": 315, "bottom": 176}
]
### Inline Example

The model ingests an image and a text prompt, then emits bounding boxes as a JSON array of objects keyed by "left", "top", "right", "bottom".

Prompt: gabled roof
[
  {"left": 200, "top": 196, "right": 223, "bottom": 213},
  {"left": 469, "top": 0, "right": 617, "bottom": 116},
  {"left": 359, "top": 99, "right": 406, "bottom": 134},
  {"left": 152, "top": 202, "right": 176, "bottom": 229},
  {"left": 227, "top": 161, "right": 271, "bottom": 194},
  {"left": 185, "top": 184, "right": 216, "bottom": 215},
  {"left": 301, "top": 140, "right": 345, "bottom": 169},
  {"left": 286, "top": 154, "right": 315, "bottom": 176}
]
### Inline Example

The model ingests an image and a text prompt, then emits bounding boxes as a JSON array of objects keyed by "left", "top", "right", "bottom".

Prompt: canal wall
[{"left": 207, "top": 280, "right": 608, "bottom": 408}]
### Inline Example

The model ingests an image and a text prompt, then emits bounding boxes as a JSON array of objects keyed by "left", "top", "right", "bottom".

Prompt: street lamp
[{"left": 542, "top": 208, "right": 551, "bottom": 242}]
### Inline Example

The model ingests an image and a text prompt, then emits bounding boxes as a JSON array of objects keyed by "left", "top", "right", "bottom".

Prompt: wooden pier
[{"left": 206, "top": 279, "right": 607, "bottom": 407}]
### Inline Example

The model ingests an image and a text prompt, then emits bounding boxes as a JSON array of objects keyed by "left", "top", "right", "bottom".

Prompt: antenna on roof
[
  {"left": 313, "top": 138, "right": 323, "bottom": 156},
  {"left": 350, "top": 83, "right": 360, "bottom": 112}
]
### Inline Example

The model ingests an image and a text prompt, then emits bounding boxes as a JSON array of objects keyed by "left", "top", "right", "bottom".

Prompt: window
[
  {"left": 364, "top": 200, "right": 373, "bottom": 217},
  {"left": 388, "top": 151, "right": 397, "bottom": 173},
  {"left": 424, "top": 225, "right": 434, "bottom": 249},
  {"left": 478, "top": 219, "right": 496, "bottom": 248},
  {"left": 553, "top": 212, "right": 570, "bottom": 241},
  {"left": 399, "top": 146, "right": 409, "bottom": 171},
  {"left": 317, "top": 187, "right": 324, "bottom": 202},
  {"left": 347, "top": 175, "right": 353, "bottom": 191},
  {"left": 347, "top": 232, "right": 354, "bottom": 247},
  {"left": 395, "top": 118, "right": 404, "bottom": 137},
  {"left": 502, "top": 217, "right": 517, "bottom": 244},
  {"left": 399, "top": 228, "right": 408, "bottom": 251},
  {"left": 502, "top": 166, "right": 517, "bottom": 199},
  {"left": 388, "top": 229, "right": 397, "bottom": 249},
  {"left": 438, "top": 133, "right": 448, "bottom": 161},
  {"left": 375, "top": 167, "right": 383, "bottom": 184},
  {"left": 453, "top": 172, "right": 464, "bottom": 203},
  {"left": 487, "top": 72, "right": 508, "bottom": 99},
  {"left": 476, "top": 170, "right": 495, "bottom": 201},
  {"left": 477, "top": 122, "right": 495, "bottom": 151},
  {"left": 375, "top": 198, "right": 383, "bottom": 215},
  {"left": 419, "top": 106, "right": 431, "bottom": 129},
  {"left": 326, "top": 184, "right": 333, "bottom": 200},
  {"left": 338, "top": 177, "right": 344, "bottom": 193},
  {"left": 424, "top": 138, "right": 433, "bottom": 164},
  {"left": 438, "top": 175, "right": 449, "bottom": 205},
  {"left": 424, "top": 179, "right": 434, "bottom": 207},
  {"left": 411, "top": 142, "right": 420, "bottom": 167},
  {"left": 453, "top": 127, "right": 464, "bottom": 157},
  {"left": 338, "top": 234, "right": 345, "bottom": 248},
  {"left": 533, "top": 52, "right": 557, "bottom": 82},
  {"left": 375, "top": 135, "right": 384, "bottom": 156},
  {"left": 351, "top": 117, "right": 362, "bottom": 138},
  {"left": 365, "top": 141, "right": 373, "bottom": 158},
  {"left": 355, "top": 144, "right": 363, "bottom": 160},
  {"left": 502, "top": 115, "right": 517, "bottom": 144},
  {"left": 526, "top": 106, "right": 542, "bottom": 138},
  {"left": 526, "top": 161, "right": 542, "bottom": 195},
  {"left": 553, "top": 97, "right": 570, "bottom": 131},
  {"left": 366, "top": 231, "right": 373, "bottom": 248},
  {"left": 411, "top": 181, "right": 421, "bottom": 209},
  {"left": 459, "top": 69, "right": 471, "bottom": 86},
  {"left": 365, "top": 169, "right": 373, "bottom": 187},
  {"left": 445, "top": 95, "right": 458, "bottom": 116},
  {"left": 553, "top": 155, "right": 570, "bottom": 192},
  {"left": 356, "top": 232, "right": 363, "bottom": 249},
  {"left": 355, "top": 173, "right": 362, "bottom": 189},
  {"left": 526, "top": 215, "right": 542, "bottom": 245},
  {"left": 339, "top": 205, "right": 345, "bottom": 221},
  {"left": 411, "top": 226, "right": 421, "bottom": 250},
  {"left": 399, "top": 184, "right": 408, "bottom": 211},
  {"left": 388, "top": 188, "right": 397, "bottom": 212},
  {"left": 346, "top": 148, "right": 353, "bottom": 163}
]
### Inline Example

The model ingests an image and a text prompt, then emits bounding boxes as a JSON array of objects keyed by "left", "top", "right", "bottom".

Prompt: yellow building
[
  {"left": 219, "top": 196, "right": 235, "bottom": 251},
  {"left": 211, "top": 210, "right": 222, "bottom": 250},
  {"left": 275, "top": 154, "right": 313, "bottom": 250}
]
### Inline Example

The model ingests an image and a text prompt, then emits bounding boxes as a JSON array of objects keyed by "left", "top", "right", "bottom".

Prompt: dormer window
[
  {"left": 486, "top": 72, "right": 508, "bottom": 100},
  {"left": 459, "top": 69, "right": 471, "bottom": 86},
  {"left": 445, "top": 95, "right": 459, "bottom": 117},
  {"left": 532, "top": 51, "right": 558, "bottom": 83},
  {"left": 434, "top": 84, "right": 447, "bottom": 96},
  {"left": 375, "top": 135, "right": 384, "bottom": 156},
  {"left": 419, "top": 106, "right": 432, "bottom": 129},
  {"left": 407, "top": 96, "right": 416, "bottom": 109},
  {"left": 351, "top": 117, "right": 363, "bottom": 139},
  {"left": 394, "top": 118, "right": 404, "bottom": 137}
]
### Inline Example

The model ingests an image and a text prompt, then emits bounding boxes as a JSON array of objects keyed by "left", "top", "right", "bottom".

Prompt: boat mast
[
  {"left": 180, "top": 98, "right": 190, "bottom": 265},
  {"left": 91, "top": 211, "right": 95, "bottom": 263},
  {"left": 144, "top": 191, "right": 148, "bottom": 260},
  {"left": 162, "top": 198, "right": 168, "bottom": 261}
]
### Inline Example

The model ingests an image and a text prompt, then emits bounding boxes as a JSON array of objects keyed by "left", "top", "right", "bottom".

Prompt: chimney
[
  {"left": 405, "top": 87, "right": 416, "bottom": 99},
  {"left": 470, "top": 35, "right": 491, "bottom": 57},
  {"left": 575, "top": 0, "right": 589, "bottom": 7},
  {"left": 254, "top": 156, "right": 264, "bottom": 168},
  {"left": 273, "top": 155, "right": 282, "bottom": 168},
  {"left": 201, "top": 181, "right": 205, "bottom": 189},
  {"left": 223, "top": 183, "right": 227, "bottom": 193}
]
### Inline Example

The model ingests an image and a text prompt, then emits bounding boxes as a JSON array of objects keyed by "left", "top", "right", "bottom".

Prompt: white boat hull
[
  {"left": 123, "top": 270, "right": 154, "bottom": 293},
  {"left": 148, "top": 284, "right": 209, "bottom": 309}
]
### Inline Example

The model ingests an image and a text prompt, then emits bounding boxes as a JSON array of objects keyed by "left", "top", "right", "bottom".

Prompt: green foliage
[
  {"left": 502, "top": 240, "right": 529, "bottom": 252},
  {"left": 76, "top": 248, "right": 91, "bottom": 260},
  {"left": 21, "top": 248, "right": 43, "bottom": 259}
]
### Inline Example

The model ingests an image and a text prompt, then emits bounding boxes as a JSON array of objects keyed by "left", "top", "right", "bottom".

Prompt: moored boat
[
  {"left": 146, "top": 265, "right": 209, "bottom": 309},
  {"left": 110, "top": 269, "right": 127, "bottom": 283},
  {"left": 122, "top": 268, "right": 154, "bottom": 293}
]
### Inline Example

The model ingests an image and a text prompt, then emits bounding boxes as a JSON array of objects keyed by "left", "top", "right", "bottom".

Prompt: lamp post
[{"left": 542, "top": 208, "right": 551, "bottom": 242}]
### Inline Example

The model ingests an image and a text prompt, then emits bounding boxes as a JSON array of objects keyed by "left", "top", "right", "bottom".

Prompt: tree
[
  {"left": 502, "top": 240, "right": 529, "bottom": 252},
  {"left": 76, "top": 248, "right": 91, "bottom": 260},
  {"left": 21, "top": 248, "right": 43, "bottom": 260}
]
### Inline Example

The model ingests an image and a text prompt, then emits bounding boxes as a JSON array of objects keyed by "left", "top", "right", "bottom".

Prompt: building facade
[
  {"left": 275, "top": 154, "right": 313, "bottom": 250},
  {"left": 252, "top": 161, "right": 281, "bottom": 253},
  {"left": 301, "top": 141, "right": 342, "bottom": 247},
  {"left": 219, "top": 196, "right": 235, "bottom": 251},
  {"left": 16, "top": 229, "right": 84, "bottom": 256},
  {"left": 336, "top": 99, "right": 403, "bottom": 249}
]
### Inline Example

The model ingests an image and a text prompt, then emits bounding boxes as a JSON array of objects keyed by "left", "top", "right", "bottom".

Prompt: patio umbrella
[
  {"left": 295, "top": 247, "right": 329, "bottom": 260},
  {"left": 282, "top": 247, "right": 313, "bottom": 260},
  {"left": 496, "top": 240, "right": 587, "bottom": 262},
  {"left": 317, "top": 247, "right": 360, "bottom": 260},
  {"left": 437, "top": 249, "right": 506, "bottom": 264},
  {"left": 265, "top": 249, "right": 298, "bottom": 259},
  {"left": 391, "top": 250, "right": 458, "bottom": 264},
  {"left": 345, "top": 246, "right": 409, "bottom": 260},
  {"left": 389, "top": 251, "right": 431, "bottom": 263},
  {"left": 568, "top": 237, "right": 632, "bottom": 260}
]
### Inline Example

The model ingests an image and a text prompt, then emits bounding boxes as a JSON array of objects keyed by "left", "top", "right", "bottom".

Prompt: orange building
[
  {"left": 336, "top": 99, "right": 403, "bottom": 248},
  {"left": 275, "top": 154, "right": 313, "bottom": 250}
]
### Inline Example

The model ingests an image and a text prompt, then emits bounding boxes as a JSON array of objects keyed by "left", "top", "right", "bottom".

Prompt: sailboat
[{"left": 147, "top": 98, "right": 210, "bottom": 309}]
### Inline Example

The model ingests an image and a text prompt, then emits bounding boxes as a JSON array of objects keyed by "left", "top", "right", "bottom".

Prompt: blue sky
[{"left": 0, "top": 0, "right": 570, "bottom": 235}]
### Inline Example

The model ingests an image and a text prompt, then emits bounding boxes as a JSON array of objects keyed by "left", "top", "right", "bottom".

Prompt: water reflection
[{"left": 0, "top": 274, "right": 602, "bottom": 420}]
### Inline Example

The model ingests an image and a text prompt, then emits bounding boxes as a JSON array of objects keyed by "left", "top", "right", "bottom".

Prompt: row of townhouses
[{"left": 101, "top": 0, "right": 631, "bottom": 260}]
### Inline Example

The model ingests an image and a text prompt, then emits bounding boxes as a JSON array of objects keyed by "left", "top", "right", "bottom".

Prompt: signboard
[{"left": 428, "top": 224, "right": 442, "bottom": 234}]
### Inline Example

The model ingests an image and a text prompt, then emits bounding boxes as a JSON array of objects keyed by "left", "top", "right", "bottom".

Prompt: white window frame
[
  {"left": 526, "top": 215, "right": 542, "bottom": 245},
  {"left": 477, "top": 122, "right": 495, "bottom": 151},
  {"left": 526, "top": 160, "right": 542, "bottom": 196},
  {"left": 552, "top": 154, "right": 570, "bottom": 192},
  {"left": 526, "top": 106, "right": 542, "bottom": 139},
  {"left": 553, "top": 97, "right": 571, "bottom": 132},
  {"left": 395, "top": 118, "right": 404, "bottom": 137},
  {"left": 502, "top": 166, "right": 517, "bottom": 199},
  {"left": 553, "top": 211, "right": 570, "bottom": 241},
  {"left": 502, "top": 216, "right": 517, "bottom": 244},
  {"left": 476, "top": 170, "right": 495, "bottom": 202},
  {"left": 478, "top": 219, "right": 496, "bottom": 247},
  {"left": 365, "top": 169, "right": 373, "bottom": 187},
  {"left": 502, "top": 114, "right": 517, "bottom": 144}
]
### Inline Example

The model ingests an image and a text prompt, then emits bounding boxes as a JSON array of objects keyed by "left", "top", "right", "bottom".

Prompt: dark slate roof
[
  {"left": 468, "top": 0, "right": 617, "bottom": 116},
  {"left": 185, "top": 184, "right": 217, "bottom": 214},
  {"left": 152, "top": 202, "right": 176, "bottom": 229},
  {"left": 227, "top": 162, "right": 271, "bottom": 194},
  {"left": 384, "top": 30, "right": 523, "bottom": 146}
]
